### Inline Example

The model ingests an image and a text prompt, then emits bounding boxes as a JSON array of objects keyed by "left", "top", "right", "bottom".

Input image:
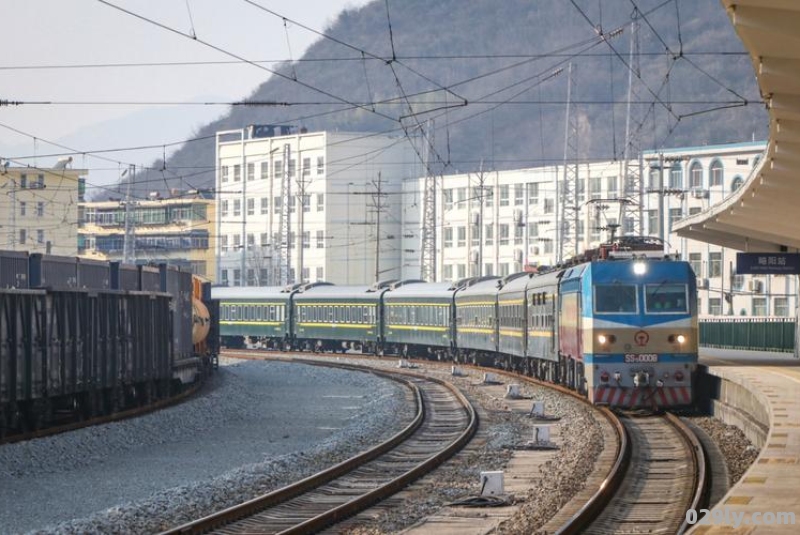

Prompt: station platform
[{"left": 690, "top": 351, "right": 800, "bottom": 534}]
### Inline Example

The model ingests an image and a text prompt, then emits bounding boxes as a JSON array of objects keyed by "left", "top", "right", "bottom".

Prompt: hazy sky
[{"left": 2, "top": 0, "right": 371, "bottom": 182}]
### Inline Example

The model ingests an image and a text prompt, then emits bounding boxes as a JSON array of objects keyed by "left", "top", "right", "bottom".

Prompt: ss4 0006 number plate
[{"left": 624, "top": 353, "right": 658, "bottom": 363}]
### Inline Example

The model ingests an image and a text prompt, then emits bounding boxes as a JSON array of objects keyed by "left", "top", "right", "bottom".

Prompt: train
[
  {"left": 213, "top": 237, "right": 698, "bottom": 410},
  {"left": 0, "top": 250, "right": 219, "bottom": 435}
]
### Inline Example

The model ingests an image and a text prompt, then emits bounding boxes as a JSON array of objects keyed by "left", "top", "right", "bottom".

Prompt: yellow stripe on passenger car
[
  {"left": 499, "top": 329, "right": 524, "bottom": 338},
  {"left": 297, "top": 322, "right": 374, "bottom": 329},
  {"left": 459, "top": 327, "right": 495, "bottom": 334},
  {"left": 387, "top": 325, "right": 448, "bottom": 332},
  {"left": 221, "top": 321, "right": 283, "bottom": 326}
]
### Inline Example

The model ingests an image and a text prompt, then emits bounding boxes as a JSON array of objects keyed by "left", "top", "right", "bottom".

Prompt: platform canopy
[{"left": 673, "top": 0, "right": 800, "bottom": 253}]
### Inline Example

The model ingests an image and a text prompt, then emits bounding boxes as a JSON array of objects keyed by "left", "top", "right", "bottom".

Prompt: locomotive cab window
[
  {"left": 645, "top": 283, "right": 688, "bottom": 313},
  {"left": 594, "top": 284, "right": 638, "bottom": 313}
]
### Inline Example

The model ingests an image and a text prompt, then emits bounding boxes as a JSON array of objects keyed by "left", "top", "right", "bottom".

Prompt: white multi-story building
[
  {"left": 400, "top": 141, "right": 793, "bottom": 318},
  {"left": 216, "top": 127, "right": 418, "bottom": 286}
]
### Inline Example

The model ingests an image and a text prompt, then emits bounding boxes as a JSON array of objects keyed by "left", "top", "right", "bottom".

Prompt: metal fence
[{"left": 699, "top": 317, "right": 795, "bottom": 352}]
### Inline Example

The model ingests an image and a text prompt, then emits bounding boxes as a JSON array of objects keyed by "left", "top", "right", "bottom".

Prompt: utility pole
[
  {"left": 296, "top": 152, "right": 310, "bottom": 283},
  {"left": 621, "top": 11, "right": 644, "bottom": 237},
  {"left": 419, "top": 120, "right": 437, "bottom": 282},
  {"left": 560, "top": 62, "right": 579, "bottom": 263},
  {"left": 470, "top": 161, "right": 487, "bottom": 277},
  {"left": 278, "top": 143, "right": 291, "bottom": 285},
  {"left": 123, "top": 164, "right": 136, "bottom": 264},
  {"left": 240, "top": 137, "right": 247, "bottom": 286},
  {"left": 371, "top": 172, "right": 387, "bottom": 283}
]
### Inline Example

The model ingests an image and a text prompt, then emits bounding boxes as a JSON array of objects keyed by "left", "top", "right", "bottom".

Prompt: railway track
[
  {"left": 163, "top": 360, "right": 477, "bottom": 535},
  {"left": 561, "top": 411, "right": 707, "bottom": 534}
]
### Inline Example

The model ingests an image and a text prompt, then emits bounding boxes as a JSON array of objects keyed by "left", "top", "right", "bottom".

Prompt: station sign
[{"left": 736, "top": 252, "right": 800, "bottom": 275}]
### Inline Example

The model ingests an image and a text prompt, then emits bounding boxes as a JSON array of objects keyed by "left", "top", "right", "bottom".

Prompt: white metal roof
[{"left": 673, "top": 1, "right": 800, "bottom": 252}]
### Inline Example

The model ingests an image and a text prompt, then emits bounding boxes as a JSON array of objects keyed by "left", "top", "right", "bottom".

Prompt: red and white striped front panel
[{"left": 591, "top": 386, "right": 691, "bottom": 408}]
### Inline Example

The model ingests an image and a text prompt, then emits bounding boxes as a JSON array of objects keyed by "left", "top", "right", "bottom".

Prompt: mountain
[{"left": 108, "top": 0, "right": 767, "bottom": 200}]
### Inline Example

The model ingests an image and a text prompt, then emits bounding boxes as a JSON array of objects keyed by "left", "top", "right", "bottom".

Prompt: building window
[
  {"left": 274, "top": 160, "right": 283, "bottom": 178},
  {"left": 457, "top": 226, "right": 466, "bottom": 247},
  {"left": 689, "top": 252, "right": 702, "bottom": 277},
  {"left": 247, "top": 198, "right": 255, "bottom": 216},
  {"left": 689, "top": 207, "right": 702, "bottom": 216},
  {"left": 260, "top": 232, "right": 269, "bottom": 247},
  {"left": 708, "top": 252, "right": 722, "bottom": 278},
  {"left": 514, "top": 224, "right": 523, "bottom": 245},
  {"left": 233, "top": 164, "right": 241, "bottom": 182},
  {"left": 443, "top": 264, "right": 453, "bottom": 280},
  {"left": 302, "top": 157, "right": 311, "bottom": 176},
  {"left": 444, "top": 227, "right": 453, "bottom": 248},
  {"left": 316, "top": 266, "right": 324, "bottom": 280},
  {"left": 499, "top": 224, "right": 509, "bottom": 246},
  {"left": 499, "top": 263, "right": 509, "bottom": 276},
  {"left": 709, "top": 160, "right": 723, "bottom": 187},
  {"left": 514, "top": 184, "right": 524, "bottom": 205},
  {"left": 316, "top": 156, "right": 325, "bottom": 175},
  {"left": 221, "top": 200, "right": 229, "bottom": 217},
  {"left": 499, "top": 185, "right": 509, "bottom": 207},
  {"left": 221, "top": 269, "right": 229, "bottom": 286},
  {"left": 221, "top": 166, "right": 229, "bottom": 183},
  {"left": 543, "top": 198, "right": 554, "bottom": 214},
  {"left": 301, "top": 267, "right": 309, "bottom": 282},
  {"left": 606, "top": 176, "right": 618, "bottom": 198},
  {"left": 456, "top": 188, "right": 466, "bottom": 208},
  {"left": 260, "top": 197, "right": 269, "bottom": 215},
  {"left": 774, "top": 297, "right": 789, "bottom": 317},
  {"left": 260, "top": 161, "right": 269, "bottom": 180},
  {"left": 247, "top": 269, "right": 256, "bottom": 285},
  {"left": 302, "top": 231, "right": 310, "bottom": 249},
  {"left": 233, "top": 269, "right": 241, "bottom": 286},
  {"left": 288, "top": 159, "right": 296, "bottom": 178},
  {"left": 670, "top": 166, "right": 683, "bottom": 189},
  {"left": 233, "top": 199, "right": 241, "bottom": 217},
  {"left": 247, "top": 162, "right": 255, "bottom": 181},
  {"left": 709, "top": 297, "right": 722, "bottom": 316},
  {"left": 457, "top": 264, "right": 466, "bottom": 278},
  {"left": 233, "top": 234, "right": 241, "bottom": 248},
  {"left": 527, "top": 182, "right": 539, "bottom": 204},
  {"left": 289, "top": 197, "right": 296, "bottom": 214},
  {"left": 669, "top": 208, "right": 682, "bottom": 230},
  {"left": 590, "top": 176, "right": 602, "bottom": 195},
  {"left": 316, "top": 230, "right": 324, "bottom": 248},
  {"left": 689, "top": 161, "right": 703, "bottom": 189},
  {"left": 259, "top": 268, "right": 268, "bottom": 284},
  {"left": 19, "top": 229, "right": 26, "bottom": 244},
  {"left": 302, "top": 194, "right": 311, "bottom": 213},
  {"left": 484, "top": 263, "right": 493, "bottom": 276},
  {"left": 316, "top": 193, "right": 324, "bottom": 212},
  {"left": 19, "top": 202, "right": 26, "bottom": 216},
  {"left": 274, "top": 197, "right": 282, "bottom": 211},
  {"left": 443, "top": 189, "right": 453, "bottom": 211},
  {"left": 731, "top": 175, "right": 744, "bottom": 193},
  {"left": 485, "top": 224, "right": 494, "bottom": 246},
  {"left": 752, "top": 297, "right": 767, "bottom": 317},
  {"left": 221, "top": 235, "right": 229, "bottom": 253},
  {"left": 247, "top": 233, "right": 255, "bottom": 246},
  {"left": 37, "top": 202, "right": 44, "bottom": 217},
  {"left": 647, "top": 210, "right": 658, "bottom": 235},
  {"left": 37, "top": 229, "right": 44, "bottom": 244}
]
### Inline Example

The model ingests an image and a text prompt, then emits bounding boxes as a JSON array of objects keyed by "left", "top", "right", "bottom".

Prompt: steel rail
[{"left": 163, "top": 358, "right": 476, "bottom": 534}]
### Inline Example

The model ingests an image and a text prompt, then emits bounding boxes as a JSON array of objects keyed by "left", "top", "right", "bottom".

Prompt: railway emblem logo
[{"left": 634, "top": 330, "right": 650, "bottom": 346}]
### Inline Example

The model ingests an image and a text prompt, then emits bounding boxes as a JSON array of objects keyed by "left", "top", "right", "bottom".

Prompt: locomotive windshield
[
  {"left": 645, "top": 283, "right": 688, "bottom": 313},
  {"left": 593, "top": 284, "right": 638, "bottom": 313}
]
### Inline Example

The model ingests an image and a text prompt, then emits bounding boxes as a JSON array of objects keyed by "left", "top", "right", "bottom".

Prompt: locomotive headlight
[
  {"left": 633, "top": 260, "right": 647, "bottom": 275},
  {"left": 597, "top": 334, "right": 616, "bottom": 345},
  {"left": 668, "top": 334, "right": 687, "bottom": 344}
]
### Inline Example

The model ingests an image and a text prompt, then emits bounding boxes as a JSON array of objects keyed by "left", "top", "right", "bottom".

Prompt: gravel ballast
[{"left": 0, "top": 358, "right": 413, "bottom": 535}]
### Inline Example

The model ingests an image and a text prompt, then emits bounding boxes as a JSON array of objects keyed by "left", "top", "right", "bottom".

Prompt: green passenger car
[{"left": 212, "top": 286, "right": 292, "bottom": 349}]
